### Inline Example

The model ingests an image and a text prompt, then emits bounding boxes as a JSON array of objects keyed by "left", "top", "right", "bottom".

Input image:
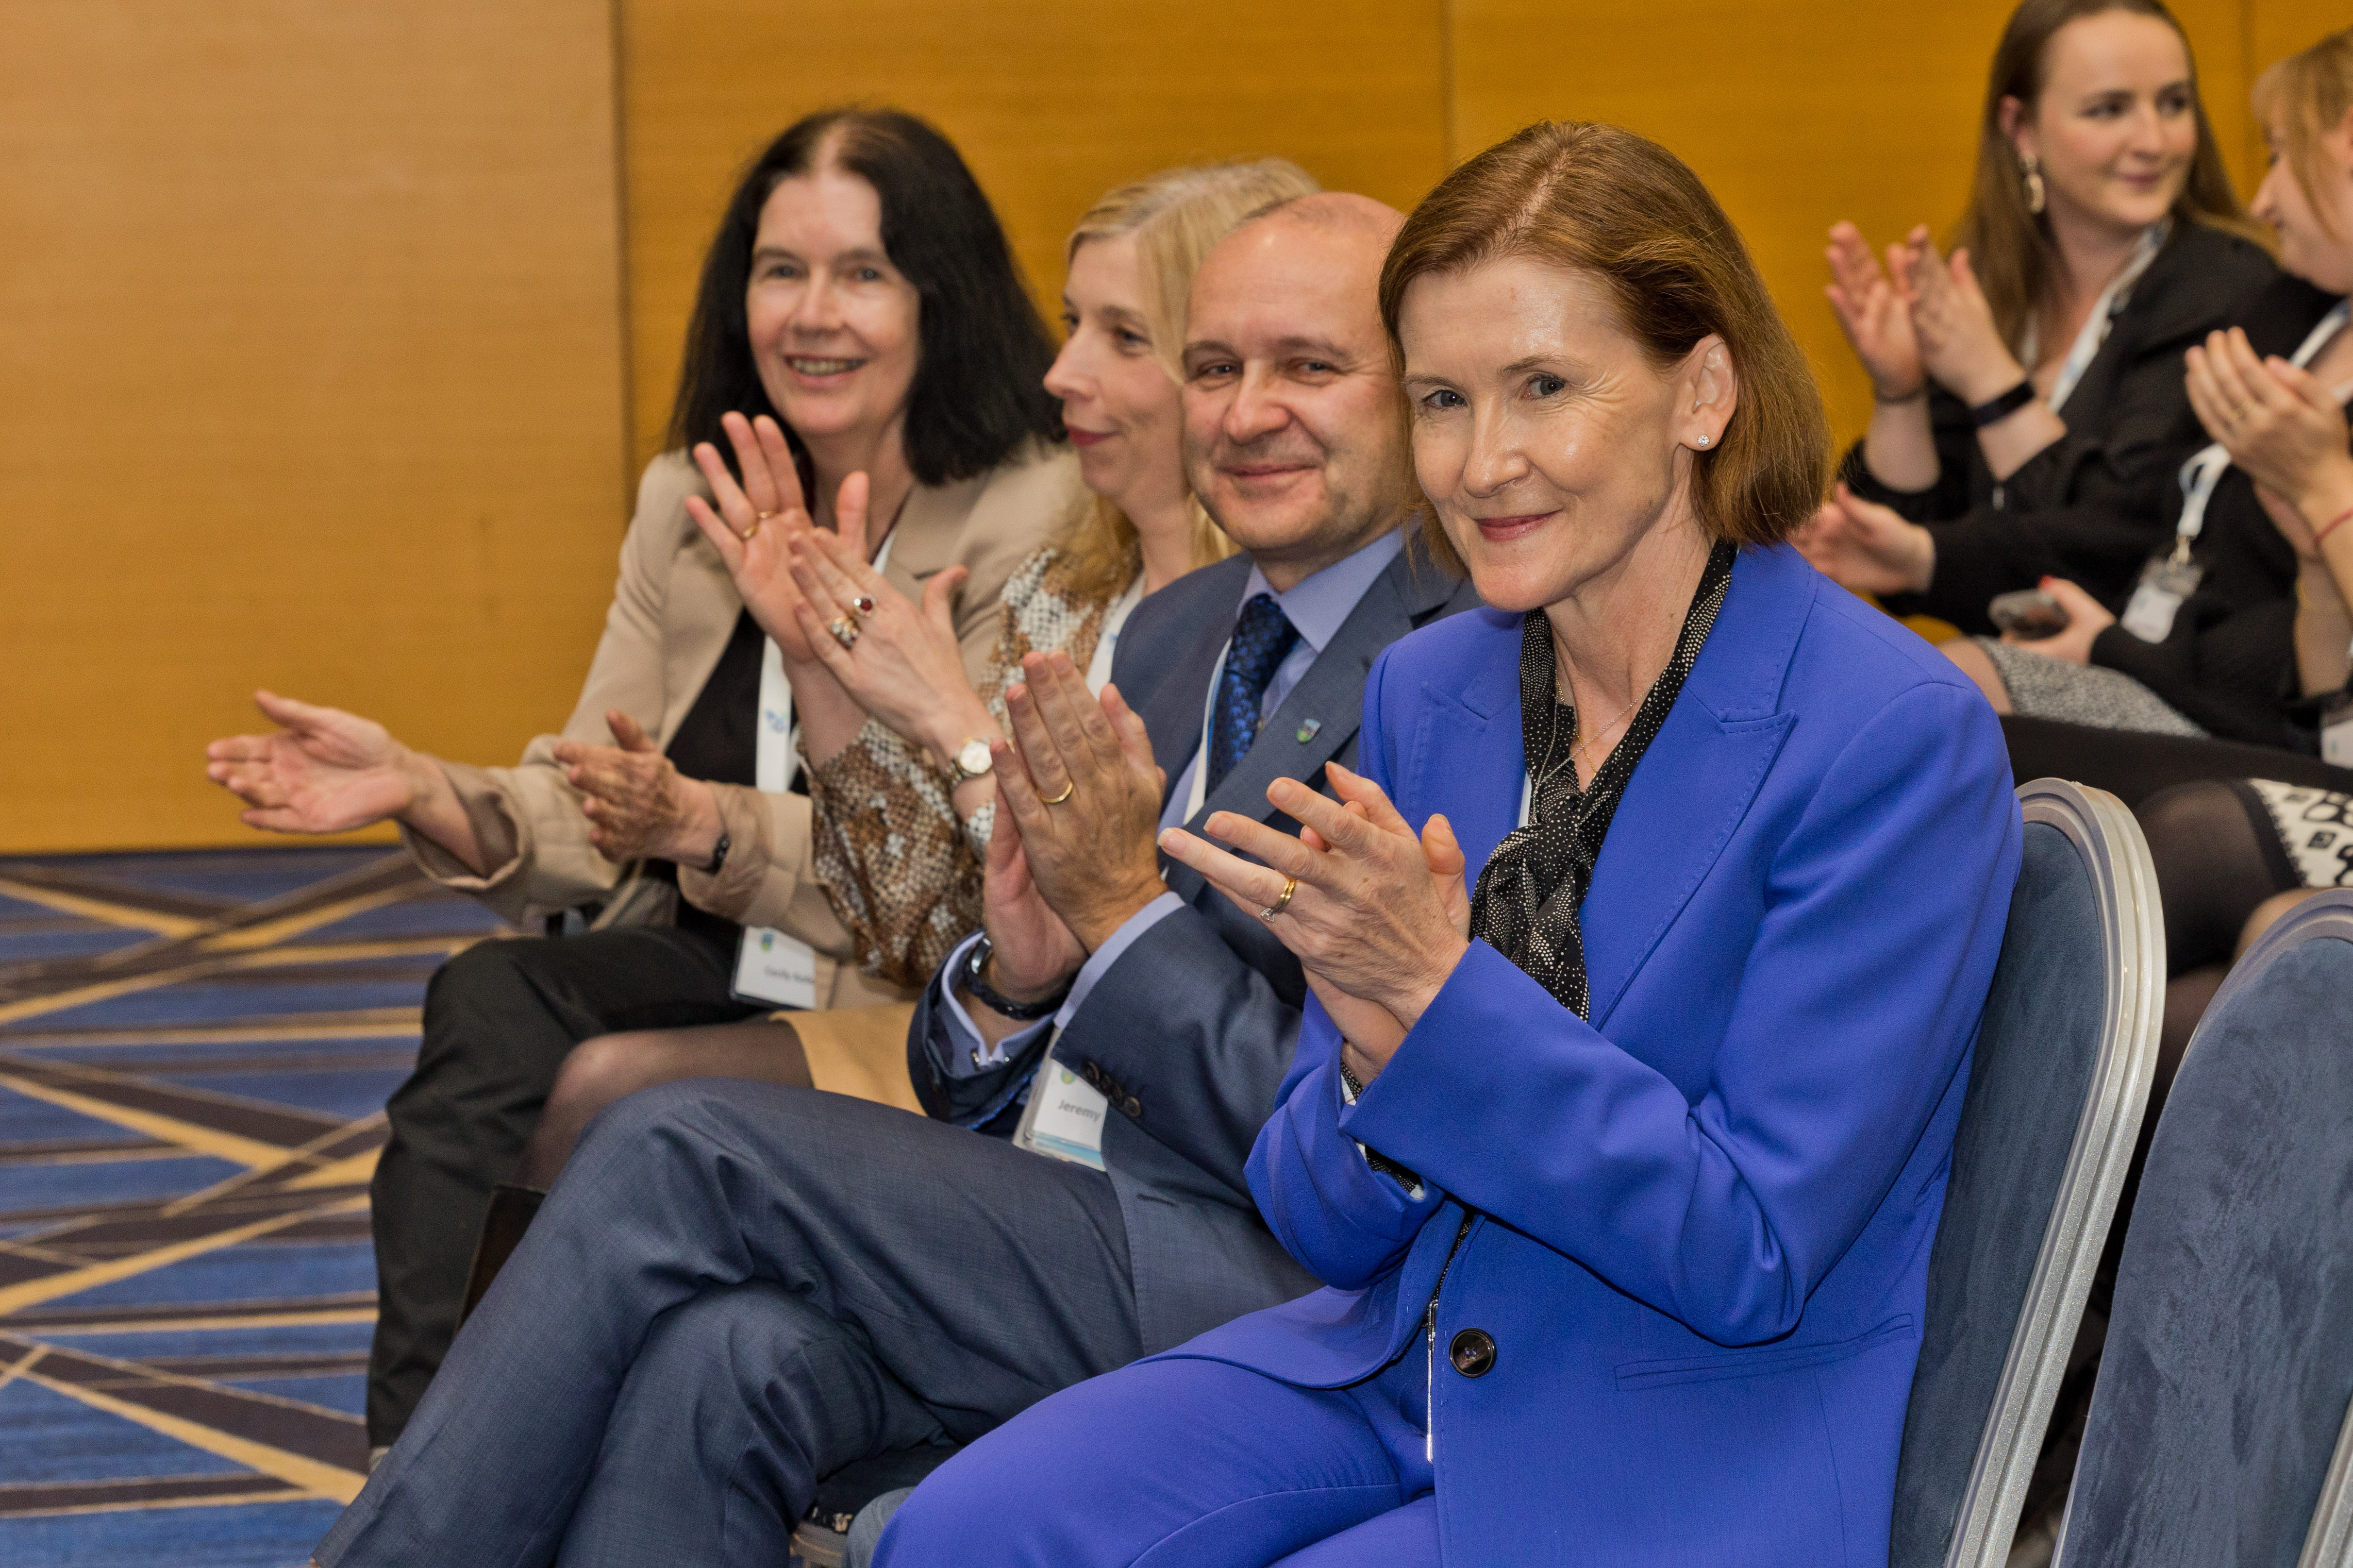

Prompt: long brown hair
[
  {"left": 1379, "top": 121, "right": 1829, "bottom": 559},
  {"left": 1958, "top": 0, "right": 2263, "bottom": 352},
  {"left": 2254, "top": 28, "right": 2353, "bottom": 240},
  {"left": 1055, "top": 159, "right": 1320, "bottom": 603}
]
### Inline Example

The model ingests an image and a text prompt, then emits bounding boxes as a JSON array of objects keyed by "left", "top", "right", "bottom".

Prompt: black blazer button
[
  {"left": 1122, "top": 1094, "right": 1142, "bottom": 1118},
  {"left": 1448, "top": 1328, "right": 1496, "bottom": 1378}
]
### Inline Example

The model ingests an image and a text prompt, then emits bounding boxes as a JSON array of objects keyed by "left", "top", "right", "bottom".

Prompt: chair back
[
  {"left": 1891, "top": 780, "right": 2164, "bottom": 1568},
  {"left": 2054, "top": 889, "right": 2353, "bottom": 1568}
]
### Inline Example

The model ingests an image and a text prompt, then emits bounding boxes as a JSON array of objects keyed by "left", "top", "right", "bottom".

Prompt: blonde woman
[{"left": 498, "top": 158, "right": 1321, "bottom": 1190}]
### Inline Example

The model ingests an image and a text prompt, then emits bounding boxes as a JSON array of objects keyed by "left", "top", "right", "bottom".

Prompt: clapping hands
[
  {"left": 553, "top": 710, "right": 721, "bottom": 867},
  {"left": 1825, "top": 222, "right": 2026, "bottom": 406},
  {"left": 1158, "top": 762, "right": 1471, "bottom": 1084}
]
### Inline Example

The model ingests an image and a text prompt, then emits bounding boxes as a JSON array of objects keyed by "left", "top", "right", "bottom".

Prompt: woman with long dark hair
[
  {"left": 206, "top": 107, "right": 1081, "bottom": 1452},
  {"left": 1799, "top": 0, "right": 2275, "bottom": 693}
]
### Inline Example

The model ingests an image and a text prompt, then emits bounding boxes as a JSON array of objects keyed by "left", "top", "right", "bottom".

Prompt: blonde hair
[
  {"left": 1056, "top": 158, "right": 1321, "bottom": 602},
  {"left": 1957, "top": 0, "right": 2266, "bottom": 354},
  {"left": 2254, "top": 28, "right": 2353, "bottom": 240},
  {"left": 1382, "top": 122, "right": 1829, "bottom": 563}
]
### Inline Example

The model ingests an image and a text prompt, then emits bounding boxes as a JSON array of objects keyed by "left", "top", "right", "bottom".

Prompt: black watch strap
[
  {"left": 961, "top": 935, "right": 1070, "bottom": 1021},
  {"left": 1968, "top": 379, "right": 2037, "bottom": 428}
]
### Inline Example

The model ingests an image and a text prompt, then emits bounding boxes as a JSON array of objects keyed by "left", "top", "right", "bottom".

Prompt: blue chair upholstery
[
  {"left": 2054, "top": 889, "right": 2353, "bottom": 1568},
  {"left": 1893, "top": 780, "right": 2164, "bottom": 1568}
]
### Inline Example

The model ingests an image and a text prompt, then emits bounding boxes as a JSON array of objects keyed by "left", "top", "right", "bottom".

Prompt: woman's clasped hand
[
  {"left": 1158, "top": 760, "right": 1468, "bottom": 1081},
  {"left": 2185, "top": 325, "right": 2353, "bottom": 534}
]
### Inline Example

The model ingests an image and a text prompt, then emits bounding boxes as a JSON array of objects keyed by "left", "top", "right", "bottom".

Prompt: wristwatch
[
  {"left": 949, "top": 736, "right": 995, "bottom": 783},
  {"left": 961, "top": 934, "right": 1070, "bottom": 1020}
]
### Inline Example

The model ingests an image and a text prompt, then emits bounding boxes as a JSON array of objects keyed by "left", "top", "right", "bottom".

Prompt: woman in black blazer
[{"left": 1799, "top": 0, "right": 2275, "bottom": 637}]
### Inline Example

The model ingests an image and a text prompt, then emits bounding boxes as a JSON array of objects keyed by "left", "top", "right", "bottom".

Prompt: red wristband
[{"left": 2317, "top": 505, "right": 2353, "bottom": 546}]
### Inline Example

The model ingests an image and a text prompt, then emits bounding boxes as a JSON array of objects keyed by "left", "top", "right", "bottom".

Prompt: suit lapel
[
  {"left": 1403, "top": 609, "right": 1524, "bottom": 875},
  {"left": 1578, "top": 546, "right": 1810, "bottom": 1027},
  {"left": 1160, "top": 543, "right": 1450, "bottom": 903}
]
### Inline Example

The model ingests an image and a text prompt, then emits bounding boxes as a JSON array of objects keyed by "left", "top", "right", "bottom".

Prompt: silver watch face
[{"left": 955, "top": 738, "right": 995, "bottom": 780}]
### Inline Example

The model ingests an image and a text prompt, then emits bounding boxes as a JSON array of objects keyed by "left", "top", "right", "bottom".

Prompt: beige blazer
[{"left": 400, "top": 441, "right": 1084, "bottom": 1008}]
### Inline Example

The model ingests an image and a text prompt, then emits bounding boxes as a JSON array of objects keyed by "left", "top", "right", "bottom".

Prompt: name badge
[
  {"left": 1013, "top": 1053, "right": 1107, "bottom": 1170},
  {"left": 2324, "top": 690, "right": 2353, "bottom": 770},
  {"left": 2119, "top": 554, "right": 2205, "bottom": 643},
  {"left": 732, "top": 925, "right": 817, "bottom": 1010}
]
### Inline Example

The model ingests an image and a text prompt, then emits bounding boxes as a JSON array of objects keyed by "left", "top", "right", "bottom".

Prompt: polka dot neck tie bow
[{"left": 1207, "top": 592, "right": 1300, "bottom": 797}]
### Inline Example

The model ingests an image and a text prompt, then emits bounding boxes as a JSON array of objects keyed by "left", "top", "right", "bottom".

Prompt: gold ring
[
  {"left": 851, "top": 593, "right": 877, "bottom": 618},
  {"left": 1259, "top": 876, "right": 1298, "bottom": 921},
  {"left": 1040, "top": 780, "right": 1076, "bottom": 806},
  {"left": 827, "top": 616, "right": 860, "bottom": 650},
  {"left": 737, "top": 518, "right": 761, "bottom": 541}
]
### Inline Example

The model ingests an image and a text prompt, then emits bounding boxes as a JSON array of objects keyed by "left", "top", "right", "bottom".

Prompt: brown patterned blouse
[{"left": 807, "top": 547, "right": 1132, "bottom": 987}]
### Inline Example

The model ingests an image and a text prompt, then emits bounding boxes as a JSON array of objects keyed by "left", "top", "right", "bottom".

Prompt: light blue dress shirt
[{"left": 936, "top": 528, "right": 1407, "bottom": 1083}]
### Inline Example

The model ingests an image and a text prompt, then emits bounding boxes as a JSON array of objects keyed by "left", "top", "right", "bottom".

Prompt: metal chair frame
[{"left": 1928, "top": 779, "right": 2165, "bottom": 1568}]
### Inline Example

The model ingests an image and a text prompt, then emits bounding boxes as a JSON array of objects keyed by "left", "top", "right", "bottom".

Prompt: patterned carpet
[{"left": 0, "top": 847, "right": 500, "bottom": 1565}]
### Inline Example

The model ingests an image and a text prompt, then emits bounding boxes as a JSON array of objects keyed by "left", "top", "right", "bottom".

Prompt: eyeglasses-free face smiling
[
  {"left": 1398, "top": 255, "right": 1730, "bottom": 616},
  {"left": 1044, "top": 232, "right": 1187, "bottom": 521},
  {"left": 2012, "top": 10, "right": 2198, "bottom": 238},
  {"left": 743, "top": 165, "right": 922, "bottom": 449}
]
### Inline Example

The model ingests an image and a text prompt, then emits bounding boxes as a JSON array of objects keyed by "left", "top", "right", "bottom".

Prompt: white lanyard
[
  {"left": 752, "top": 528, "right": 897, "bottom": 790},
  {"left": 1182, "top": 642, "right": 1230, "bottom": 822},
  {"left": 2041, "top": 222, "right": 2167, "bottom": 415},
  {"left": 734, "top": 526, "right": 897, "bottom": 1011},
  {"left": 2172, "top": 300, "right": 2351, "bottom": 562},
  {"left": 1084, "top": 572, "right": 1146, "bottom": 694}
]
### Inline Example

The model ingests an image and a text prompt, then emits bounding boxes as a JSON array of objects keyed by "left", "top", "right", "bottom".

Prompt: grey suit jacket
[{"left": 909, "top": 534, "right": 1479, "bottom": 1352}]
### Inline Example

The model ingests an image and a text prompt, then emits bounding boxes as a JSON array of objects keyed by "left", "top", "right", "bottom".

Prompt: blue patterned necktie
[{"left": 1207, "top": 593, "right": 1300, "bottom": 796}]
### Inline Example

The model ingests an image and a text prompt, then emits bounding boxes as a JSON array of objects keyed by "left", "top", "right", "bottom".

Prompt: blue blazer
[{"left": 1161, "top": 544, "right": 2023, "bottom": 1565}]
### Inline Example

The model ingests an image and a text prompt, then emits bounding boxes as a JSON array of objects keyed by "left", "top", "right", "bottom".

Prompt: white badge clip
[
  {"left": 1013, "top": 1049, "right": 1108, "bottom": 1170},
  {"left": 2119, "top": 548, "right": 2205, "bottom": 644}
]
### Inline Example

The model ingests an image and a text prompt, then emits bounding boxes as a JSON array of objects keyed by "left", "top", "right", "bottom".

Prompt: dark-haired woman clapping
[{"left": 206, "top": 108, "right": 1083, "bottom": 1453}]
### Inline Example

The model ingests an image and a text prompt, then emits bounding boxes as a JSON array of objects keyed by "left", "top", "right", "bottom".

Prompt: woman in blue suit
[{"left": 878, "top": 121, "right": 2023, "bottom": 1568}]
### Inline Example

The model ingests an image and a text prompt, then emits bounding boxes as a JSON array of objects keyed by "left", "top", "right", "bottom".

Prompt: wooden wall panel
[
  {"left": 1451, "top": 0, "right": 2269, "bottom": 447},
  {"left": 0, "top": 1, "right": 628, "bottom": 852},
  {"left": 618, "top": 0, "right": 1450, "bottom": 474}
]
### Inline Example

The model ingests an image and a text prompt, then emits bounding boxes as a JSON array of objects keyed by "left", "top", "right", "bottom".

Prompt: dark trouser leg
[
  {"left": 366, "top": 924, "right": 760, "bottom": 1446},
  {"left": 318, "top": 1080, "right": 1139, "bottom": 1568},
  {"left": 555, "top": 1283, "right": 943, "bottom": 1567}
]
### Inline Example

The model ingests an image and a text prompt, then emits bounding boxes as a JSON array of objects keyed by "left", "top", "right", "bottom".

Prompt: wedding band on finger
[
  {"left": 1259, "top": 876, "right": 1299, "bottom": 921},
  {"left": 827, "top": 616, "right": 860, "bottom": 650},
  {"left": 1040, "top": 780, "right": 1076, "bottom": 806},
  {"left": 850, "top": 593, "right": 877, "bottom": 618}
]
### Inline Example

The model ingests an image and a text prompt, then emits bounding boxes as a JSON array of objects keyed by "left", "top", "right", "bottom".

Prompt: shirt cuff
[{"left": 931, "top": 930, "right": 1044, "bottom": 1076}]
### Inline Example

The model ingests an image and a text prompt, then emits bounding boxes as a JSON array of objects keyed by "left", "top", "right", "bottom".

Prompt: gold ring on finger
[
  {"left": 1041, "top": 780, "right": 1076, "bottom": 806},
  {"left": 1259, "top": 875, "right": 1299, "bottom": 921},
  {"left": 851, "top": 593, "right": 877, "bottom": 618},
  {"left": 828, "top": 616, "right": 860, "bottom": 650}
]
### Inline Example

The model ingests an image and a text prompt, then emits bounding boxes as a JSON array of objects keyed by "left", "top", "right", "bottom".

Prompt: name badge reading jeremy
[
  {"left": 732, "top": 926, "right": 818, "bottom": 1011},
  {"left": 2119, "top": 554, "right": 2205, "bottom": 644},
  {"left": 1014, "top": 1054, "right": 1108, "bottom": 1170}
]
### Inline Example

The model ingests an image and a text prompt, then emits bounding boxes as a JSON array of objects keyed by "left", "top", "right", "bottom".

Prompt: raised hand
[
  {"left": 683, "top": 412, "right": 827, "bottom": 665},
  {"left": 1158, "top": 761, "right": 1471, "bottom": 1081},
  {"left": 993, "top": 652, "right": 1170, "bottom": 951},
  {"left": 2185, "top": 328, "right": 2353, "bottom": 512},
  {"left": 553, "top": 710, "right": 722, "bottom": 866},
  {"left": 1901, "top": 233, "right": 2028, "bottom": 406},
  {"left": 1824, "top": 222, "right": 1924, "bottom": 399},
  {"left": 205, "top": 690, "right": 424, "bottom": 834},
  {"left": 1791, "top": 483, "right": 1935, "bottom": 597},
  {"left": 784, "top": 512, "right": 994, "bottom": 764},
  {"left": 975, "top": 779, "right": 1088, "bottom": 1007}
]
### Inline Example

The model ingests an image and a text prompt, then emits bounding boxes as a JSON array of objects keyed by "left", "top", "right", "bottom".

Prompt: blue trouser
[
  {"left": 876, "top": 1350, "right": 1441, "bottom": 1566},
  {"left": 316, "top": 1080, "right": 1141, "bottom": 1566}
]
